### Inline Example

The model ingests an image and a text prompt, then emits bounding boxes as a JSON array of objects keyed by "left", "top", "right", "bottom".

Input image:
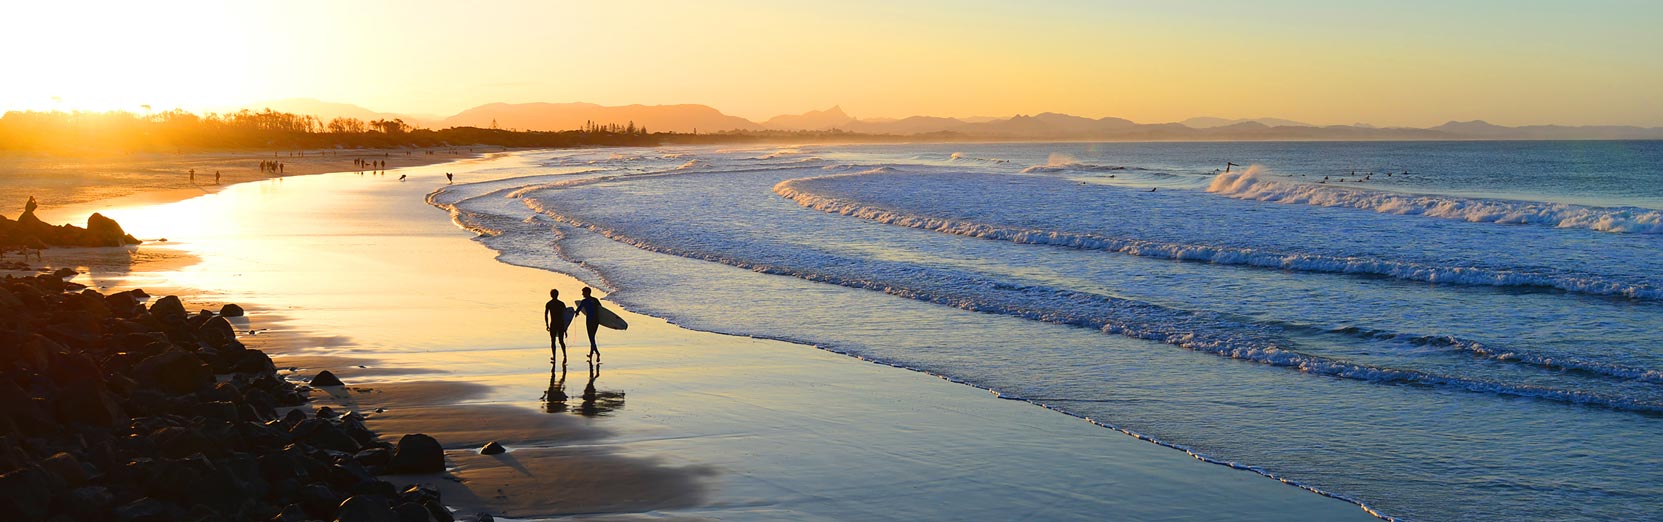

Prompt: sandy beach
[
  {"left": 1, "top": 147, "right": 490, "bottom": 225},
  {"left": 10, "top": 150, "right": 1379, "bottom": 520}
]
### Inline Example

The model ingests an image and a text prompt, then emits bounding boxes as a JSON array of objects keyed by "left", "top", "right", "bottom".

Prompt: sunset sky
[{"left": 6, "top": 0, "right": 1660, "bottom": 127}]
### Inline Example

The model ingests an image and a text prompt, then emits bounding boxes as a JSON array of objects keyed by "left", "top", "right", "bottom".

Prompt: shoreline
[
  {"left": 42, "top": 150, "right": 1375, "bottom": 520},
  {"left": 1, "top": 147, "right": 496, "bottom": 225}
]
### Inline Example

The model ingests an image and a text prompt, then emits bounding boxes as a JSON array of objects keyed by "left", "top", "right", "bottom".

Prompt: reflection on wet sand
[{"left": 543, "top": 361, "right": 626, "bottom": 416}]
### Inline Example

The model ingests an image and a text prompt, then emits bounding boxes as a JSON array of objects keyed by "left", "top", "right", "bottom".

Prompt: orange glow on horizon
[{"left": 3, "top": 1, "right": 1660, "bottom": 127}]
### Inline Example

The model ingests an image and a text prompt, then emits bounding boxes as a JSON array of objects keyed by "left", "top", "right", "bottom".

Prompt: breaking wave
[
  {"left": 507, "top": 192, "right": 1663, "bottom": 415},
  {"left": 774, "top": 174, "right": 1663, "bottom": 300},
  {"left": 1208, "top": 167, "right": 1663, "bottom": 234}
]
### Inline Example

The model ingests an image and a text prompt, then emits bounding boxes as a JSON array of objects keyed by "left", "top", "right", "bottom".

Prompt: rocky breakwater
[
  {"left": 0, "top": 197, "right": 142, "bottom": 253},
  {"left": 0, "top": 271, "right": 470, "bottom": 521}
]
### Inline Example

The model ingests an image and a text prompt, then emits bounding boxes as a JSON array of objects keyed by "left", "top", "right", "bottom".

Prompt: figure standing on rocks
[
  {"left": 544, "top": 288, "right": 569, "bottom": 362},
  {"left": 573, "top": 287, "right": 603, "bottom": 361}
]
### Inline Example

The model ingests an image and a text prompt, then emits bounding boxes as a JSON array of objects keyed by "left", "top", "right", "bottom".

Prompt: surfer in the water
[
  {"left": 544, "top": 289, "right": 569, "bottom": 362},
  {"left": 573, "top": 287, "right": 603, "bottom": 361}
]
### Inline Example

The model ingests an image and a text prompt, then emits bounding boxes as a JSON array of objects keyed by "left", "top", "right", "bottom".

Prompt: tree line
[
  {"left": 0, "top": 108, "right": 937, "bottom": 154},
  {"left": 0, "top": 109, "right": 668, "bottom": 153}
]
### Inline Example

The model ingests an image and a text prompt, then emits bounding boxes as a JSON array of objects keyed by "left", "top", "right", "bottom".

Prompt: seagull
[{"left": 398, "top": 174, "right": 407, "bottom": 181}]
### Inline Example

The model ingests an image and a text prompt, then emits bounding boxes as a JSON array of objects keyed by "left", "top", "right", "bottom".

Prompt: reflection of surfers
[
  {"left": 573, "top": 287, "right": 602, "bottom": 361},
  {"left": 577, "top": 361, "right": 625, "bottom": 416},
  {"left": 541, "top": 361, "right": 568, "bottom": 414}
]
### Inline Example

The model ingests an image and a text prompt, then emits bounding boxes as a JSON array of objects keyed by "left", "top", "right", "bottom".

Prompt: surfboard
[
  {"left": 560, "top": 307, "right": 575, "bottom": 330},
  {"left": 594, "top": 304, "right": 628, "bottom": 330}
]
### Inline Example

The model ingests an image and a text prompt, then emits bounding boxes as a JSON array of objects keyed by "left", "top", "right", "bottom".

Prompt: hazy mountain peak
[{"left": 763, "top": 105, "right": 856, "bottom": 130}]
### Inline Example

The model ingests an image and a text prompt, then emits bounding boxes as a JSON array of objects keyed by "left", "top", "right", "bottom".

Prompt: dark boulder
[
  {"left": 479, "top": 441, "right": 505, "bottom": 455},
  {"left": 336, "top": 494, "right": 399, "bottom": 522},
  {"left": 133, "top": 349, "right": 212, "bottom": 395},
  {"left": 0, "top": 467, "right": 53, "bottom": 520},
  {"left": 87, "top": 212, "right": 140, "bottom": 246},
  {"left": 55, "top": 384, "right": 127, "bottom": 427},
  {"left": 66, "top": 485, "right": 117, "bottom": 518},
  {"left": 394, "top": 502, "right": 432, "bottom": 522},
  {"left": 112, "top": 497, "right": 177, "bottom": 522},
  {"left": 220, "top": 303, "right": 245, "bottom": 317},
  {"left": 389, "top": 434, "right": 445, "bottom": 474},
  {"left": 149, "top": 295, "right": 188, "bottom": 322},
  {"left": 271, "top": 503, "right": 309, "bottom": 522},
  {"left": 197, "top": 316, "right": 237, "bottom": 348},
  {"left": 311, "top": 370, "right": 345, "bottom": 387},
  {"left": 354, "top": 448, "right": 391, "bottom": 468}
]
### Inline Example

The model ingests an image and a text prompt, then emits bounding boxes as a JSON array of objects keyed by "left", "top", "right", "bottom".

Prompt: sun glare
[{"left": 5, "top": 2, "right": 260, "bottom": 113}]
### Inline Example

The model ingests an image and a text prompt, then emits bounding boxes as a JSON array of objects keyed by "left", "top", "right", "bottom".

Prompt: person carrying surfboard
[
  {"left": 544, "top": 289, "right": 570, "bottom": 362},
  {"left": 573, "top": 287, "right": 604, "bottom": 362}
]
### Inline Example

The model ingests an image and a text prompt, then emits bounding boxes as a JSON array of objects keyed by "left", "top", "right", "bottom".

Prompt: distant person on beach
[
  {"left": 189, "top": 169, "right": 195, "bottom": 182},
  {"left": 215, "top": 171, "right": 220, "bottom": 184},
  {"left": 544, "top": 289, "right": 569, "bottom": 361},
  {"left": 573, "top": 287, "right": 603, "bottom": 361}
]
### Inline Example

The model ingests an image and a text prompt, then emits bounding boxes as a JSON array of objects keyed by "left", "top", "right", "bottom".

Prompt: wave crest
[
  {"left": 774, "top": 173, "right": 1663, "bottom": 300},
  {"left": 1208, "top": 166, "right": 1663, "bottom": 234}
]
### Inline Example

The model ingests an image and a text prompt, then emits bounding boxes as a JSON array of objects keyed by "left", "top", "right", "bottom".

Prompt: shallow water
[
  {"left": 91, "top": 154, "right": 1370, "bottom": 520},
  {"left": 436, "top": 141, "right": 1663, "bottom": 521}
]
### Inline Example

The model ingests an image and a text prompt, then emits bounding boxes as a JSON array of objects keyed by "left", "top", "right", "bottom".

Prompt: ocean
[{"left": 431, "top": 140, "right": 1663, "bottom": 521}]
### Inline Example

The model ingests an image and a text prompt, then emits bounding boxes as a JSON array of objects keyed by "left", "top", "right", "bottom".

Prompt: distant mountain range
[{"left": 242, "top": 99, "right": 1663, "bottom": 141}]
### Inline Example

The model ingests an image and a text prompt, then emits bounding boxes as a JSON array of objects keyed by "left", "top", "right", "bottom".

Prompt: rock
[
  {"left": 66, "top": 486, "right": 116, "bottom": 517},
  {"left": 389, "top": 434, "right": 445, "bottom": 474},
  {"left": 133, "top": 349, "right": 212, "bottom": 395},
  {"left": 0, "top": 467, "right": 53, "bottom": 520},
  {"left": 271, "top": 503, "right": 308, "bottom": 522},
  {"left": 56, "top": 382, "right": 127, "bottom": 427},
  {"left": 112, "top": 497, "right": 177, "bottom": 522},
  {"left": 197, "top": 315, "right": 237, "bottom": 348},
  {"left": 393, "top": 502, "right": 431, "bottom": 522},
  {"left": 220, "top": 303, "right": 245, "bottom": 317},
  {"left": 311, "top": 370, "right": 345, "bottom": 387},
  {"left": 42, "top": 451, "right": 90, "bottom": 488},
  {"left": 149, "top": 295, "right": 188, "bottom": 322},
  {"left": 328, "top": 461, "right": 379, "bottom": 492},
  {"left": 354, "top": 448, "right": 391, "bottom": 468},
  {"left": 87, "top": 212, "right": 139, "bottom": 246},
  {"left": 301, "top": 421, "right": 362, "bottom": 453},
  {"left": 53, "top": 267, "right": 78, "bottom": 278},
  {"left": 398, "top": 484, "right": 441, "bottom": 504},
  {"left": 421, "top": 499, "right": 454, "bottom": 522},
  {"left": 234, "top": 350, "right": 278, "bottom": 374},
  {"left": 317, "top": 406, "right": 337, "bottom": 418},
  {"left": 299, "top": 483, "right": 341, "bottom": 518},
  {"left": 336, "top": 494, "right": 399, "bottom": 522},
  {"left": 473, "top": 514, "right": 494, "bottom": 522},
  {"left": 479, "top": 441, "right": 505, "bottom": 455}
]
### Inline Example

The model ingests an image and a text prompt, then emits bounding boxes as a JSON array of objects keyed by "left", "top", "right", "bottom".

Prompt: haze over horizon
[{"left": 5, "top": 0, "right": 1661, "bottom": 128}]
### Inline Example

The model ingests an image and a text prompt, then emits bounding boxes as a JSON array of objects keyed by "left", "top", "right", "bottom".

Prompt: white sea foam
[
  {"left": 950, "top": 152, "right": 1010, "bottom": 164},
  {"left": 509, "top": 192, "right": 1663, "bottom": 414},
  {"left": 1208, "top": 166, "right": 1663, "bottom": 234},
  {"left": 773, "top": 174, "right": 1663, "bottom": 300},
  {"left": 1020, "top": 152, "right": 1135, "bottom": 173}
]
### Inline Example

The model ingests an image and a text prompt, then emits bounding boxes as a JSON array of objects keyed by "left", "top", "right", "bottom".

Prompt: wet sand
[{"left": 64, "top": 152, "right": 1375, "bottom": 520}]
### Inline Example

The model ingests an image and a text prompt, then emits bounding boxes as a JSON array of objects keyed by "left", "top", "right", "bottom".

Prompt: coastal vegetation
[{"left": 0, "top": 109, "right": 678, "bottom": 153}]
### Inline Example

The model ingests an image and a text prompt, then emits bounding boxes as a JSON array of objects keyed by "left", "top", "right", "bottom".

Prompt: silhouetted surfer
[
  {"left": 544, "top": 289, "right": 569, "bottom": 362},
  {"left": 573, "top": 287, "right": 603, "bottom": 361}
]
